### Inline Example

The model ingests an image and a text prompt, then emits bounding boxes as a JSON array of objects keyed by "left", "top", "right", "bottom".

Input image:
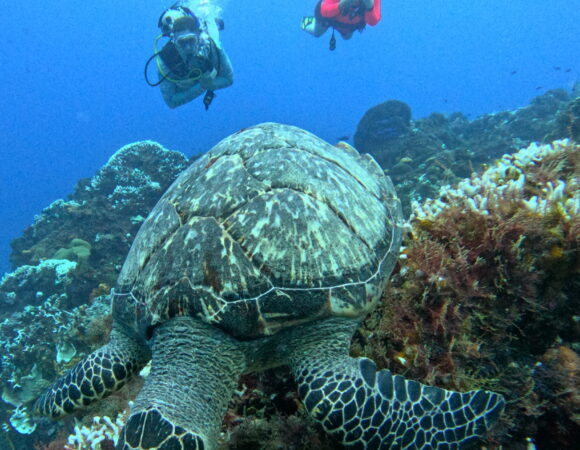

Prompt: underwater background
[
  {"left": 0, "top": 1, "right": 579, "bottom": 449},
  {"left": 1, "top": 0, "right": 579, "bottom": 276}
]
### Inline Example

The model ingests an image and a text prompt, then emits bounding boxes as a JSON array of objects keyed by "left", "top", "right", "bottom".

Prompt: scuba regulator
[{"left": 145, "top": 7, "right": 213, "bottom": 87}]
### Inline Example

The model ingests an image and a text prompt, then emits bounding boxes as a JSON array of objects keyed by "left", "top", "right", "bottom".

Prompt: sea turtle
[{"left": 35, "top": 123, "right": 504, "bottom": 449}]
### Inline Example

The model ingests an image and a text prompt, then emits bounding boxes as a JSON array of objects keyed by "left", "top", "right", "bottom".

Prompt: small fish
[
  {"left": 510, "top": 70, "right": 518, "bottom": 75},
  {"left": 337, "top": 136, "right": 350, "bottom": 142},
  {"left": 553, "top": 66, "right": 561, "bottom": 71},
  {"left": 536, "top": 86, "right": 544, "bottom": 90},
  {"left": 565, "top": 68, "right": 572, "bottom": 73}
]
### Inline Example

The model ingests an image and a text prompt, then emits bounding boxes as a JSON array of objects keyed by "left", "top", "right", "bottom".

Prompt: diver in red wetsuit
[{"left": 302, "top": 0, "right": 381, "bottom": 49}]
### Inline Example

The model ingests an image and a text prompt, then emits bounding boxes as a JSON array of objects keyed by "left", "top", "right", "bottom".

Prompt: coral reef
[
  {"left": 1, "top": 103, "right": 578, "bottom": 448},
  {"left": 553, "top": 96, "right": 580, "bottom": 142},
  {"left": 62, "top": 138, "right": 572, "bottom": 449},
  {"left": 8, "top": 141, "right": 188, "bottom": 311},
  {"left": 352, "top": 140, "right": 579, "bottom": 447},
  {"left": 53, "top": 239, "right": 92, "bottom": 263},
  {"left": 0, "top": 259, "right": 78, "bottom": 313},
  {"left": 63, "top": 410, "right": 127, "bottom": 450},
  {"left": 0, "top": 141, "right": 188, "bottom": 449},
  {"left": 354, "top": 89, "right": 579, "bottom": 214},
  {"left": 221, "top": 370, "right": 339, "bottom": 450},
  {"left": 0, "top": 296, "right": 112, "bottom": 432},
  {"left": 0, "top": 293, "right": 114, "bottom": 449}
]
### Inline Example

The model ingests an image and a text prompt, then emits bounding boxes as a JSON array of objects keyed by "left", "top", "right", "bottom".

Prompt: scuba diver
[
  {"left": 302, "top": 0, "right": 381, "bottom": 50},
  {"left": 144, "top": 2, "right": 233, "bottom": 110}
]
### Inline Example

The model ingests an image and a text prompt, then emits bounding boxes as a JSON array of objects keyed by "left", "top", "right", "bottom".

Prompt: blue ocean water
[{"left": 0, "top": 0, "right": 578, "bottom": 277}]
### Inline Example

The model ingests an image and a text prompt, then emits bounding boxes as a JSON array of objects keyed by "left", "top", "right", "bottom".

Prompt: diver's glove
[{"left": 200, "top": 68, "right": 218, "bottom": 89}]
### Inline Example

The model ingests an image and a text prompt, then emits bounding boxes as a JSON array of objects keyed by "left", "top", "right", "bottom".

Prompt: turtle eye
[{"left": 145, "top": 325, "right": 155, "bottom": 340}]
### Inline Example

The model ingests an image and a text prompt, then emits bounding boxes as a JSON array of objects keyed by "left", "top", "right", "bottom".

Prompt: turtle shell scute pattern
[{"left": 114, "top": 123, "right": 403, "bottom": 339}]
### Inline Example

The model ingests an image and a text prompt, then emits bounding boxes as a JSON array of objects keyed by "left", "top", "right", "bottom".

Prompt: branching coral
[{"left": 64, "top": 410, "right": 127, "bottom": 450}]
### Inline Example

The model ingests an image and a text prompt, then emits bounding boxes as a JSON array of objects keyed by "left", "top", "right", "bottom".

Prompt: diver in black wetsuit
[{"left": 145, "top": 3, "right": 233, "bottom": 110}]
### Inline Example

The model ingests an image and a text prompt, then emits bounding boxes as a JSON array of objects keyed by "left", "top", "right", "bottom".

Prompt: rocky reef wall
[{"left": 354, "top": 88, "right": 580, "bottom": 216}]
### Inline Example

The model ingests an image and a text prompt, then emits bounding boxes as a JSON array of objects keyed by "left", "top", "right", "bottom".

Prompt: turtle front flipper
[
  {"left": 34, "top": 325, "right": 151, "bottom": 419},
  {"left": 118, "top": 316, "right": 246, "bottom": 450},
  {"left": 289, "top": 319, "right": 505, "bottom": 449}
]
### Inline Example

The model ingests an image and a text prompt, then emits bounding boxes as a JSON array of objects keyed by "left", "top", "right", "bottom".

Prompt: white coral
[
  {"left": 65, "top": 411, "right": 127, "bottom": 450},
  {"left": 411, "top": 140, "right": 579, "bottom": 221}
]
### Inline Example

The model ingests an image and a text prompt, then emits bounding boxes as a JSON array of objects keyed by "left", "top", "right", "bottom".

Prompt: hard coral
[
  {"left": 356, "top": 140, "right": 579, "bottom": 447},
  {"left": 53, "top": 238, "right": 92, "bottom": 263},
  {"left": 355, "top": 90, "right": 578, "bottom": 215},
  {"left": 64, "top": 410, "right": 128, "bottom": 450},
  {"left": 9, "top": 141, "right": 188, "bottom": 299}
]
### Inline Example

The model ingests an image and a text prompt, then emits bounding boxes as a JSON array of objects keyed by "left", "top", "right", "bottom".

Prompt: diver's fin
[{"left": 301, "top": 16, "right": 315, "bottom": 32}]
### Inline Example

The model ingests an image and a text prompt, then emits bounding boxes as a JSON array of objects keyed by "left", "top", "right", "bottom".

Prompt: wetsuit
[
  {"left": 158, "top": 14, "right": 233, "bottom": 109},
  {"left": 158, "top": 38, "right": 233, "bottom": 109}
]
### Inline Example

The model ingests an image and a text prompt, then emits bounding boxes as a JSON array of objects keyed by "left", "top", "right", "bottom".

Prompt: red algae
[{"left": 354, "top": 140, "right": 579, "bottom": 446}]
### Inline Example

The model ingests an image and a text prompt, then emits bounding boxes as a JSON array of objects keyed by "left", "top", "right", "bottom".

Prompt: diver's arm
[
  {"left": 207, "top": 49, "right": 233, "bottom": 91},
  {"left": 365, "top": 0, "right": 381, "bottom": 25},
  {"left": 160, "top": 77, "right": 205, "bottom": 109},
  {"left": 157, "top": 60, "right": 204, "bottom": 109}
]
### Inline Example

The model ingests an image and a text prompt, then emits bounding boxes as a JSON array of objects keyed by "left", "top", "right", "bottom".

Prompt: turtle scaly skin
[
  {"left": 35, "top": 123, "right": 504, "bottom": 449},
  {"left": 34, "top": 325, "right": 150, "bottom": 419},
  {"left": 288, "top": 319, "right": 503, "bottom": 448}
]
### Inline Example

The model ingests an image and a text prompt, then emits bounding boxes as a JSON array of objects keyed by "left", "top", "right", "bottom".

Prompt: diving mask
[
  {"left": 174, "top": 32, "right": 206, "bottom": 64},
  {"left": 171, "top": 15, "right": 204, "bottom": 60}
]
